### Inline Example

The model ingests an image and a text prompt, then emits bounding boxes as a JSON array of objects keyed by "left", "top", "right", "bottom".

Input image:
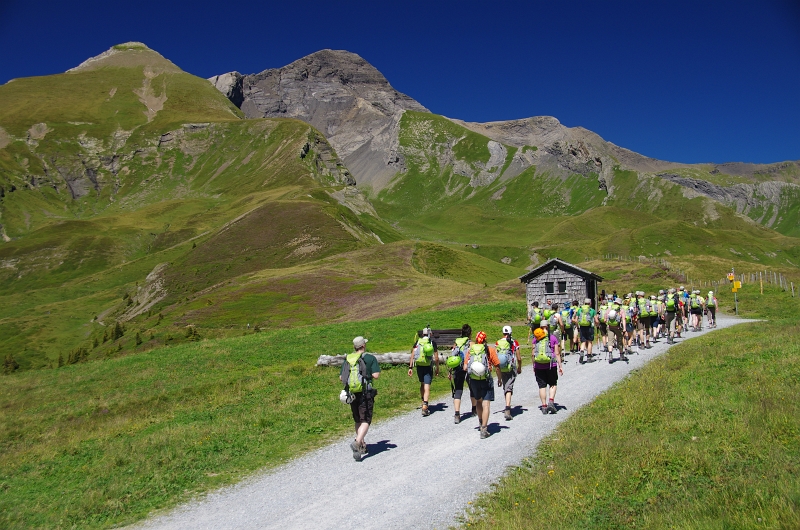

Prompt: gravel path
[{"left": 133, "top": 314, "right": 749, "bottom": 530}]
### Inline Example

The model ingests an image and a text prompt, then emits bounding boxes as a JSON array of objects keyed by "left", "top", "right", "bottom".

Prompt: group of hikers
[{"left": 339, "top": 286, "right": 719, "bottom": 460}]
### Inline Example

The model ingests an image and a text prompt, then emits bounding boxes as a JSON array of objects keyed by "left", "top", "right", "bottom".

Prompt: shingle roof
[{"left": 518, "top": 258, "right": 604, "bottom": 283}]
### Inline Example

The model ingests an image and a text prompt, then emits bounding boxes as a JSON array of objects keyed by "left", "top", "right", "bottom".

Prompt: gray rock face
[
  {"left": 657, "top": 174, "right": 799, "bottom": 227},
  {"left": 207, "top": 72, "right": 244, "bottom": 108},
  {"left": 209, "top": 50, "right": 428, "bottom": 191}
]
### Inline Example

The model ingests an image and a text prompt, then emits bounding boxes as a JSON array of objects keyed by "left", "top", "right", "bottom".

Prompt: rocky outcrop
[
  {"left": 208, "top": 72, "right": 243, "bottom": 107},
  {"left": 657, "top": 173, "right": 799, "bottom": 227},
  {"left": 209, "top": 49, "right": 428, "bottom": 191}
]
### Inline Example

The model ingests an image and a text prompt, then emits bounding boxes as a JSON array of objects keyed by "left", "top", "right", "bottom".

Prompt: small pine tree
[
  {"left": 112, "top": 322, "right": 124, "bottom": 341},
  {"left": 135, "top": 332, "right": 142, "bottom": 346},
  {"left": 102, "top": 330, "right": 108, "bottom": 343},
  {"left": 93, "top": 337, "right": 99, "bottom": 348},
  {"left": 157, "top": 313, "right": 163, "bottom": 324}
]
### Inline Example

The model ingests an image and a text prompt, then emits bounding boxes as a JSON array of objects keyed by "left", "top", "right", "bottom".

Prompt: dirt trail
[{"left": 133, "top": 315, "right": 749, "bottom": 530}]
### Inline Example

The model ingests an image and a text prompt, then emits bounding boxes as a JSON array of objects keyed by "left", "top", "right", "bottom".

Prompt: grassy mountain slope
[
  {"left": 0, "top": 46, "right": 406, "bottom": 369},
  {"left": 371, "top": 111, "right": 800, "bottom": 270}
]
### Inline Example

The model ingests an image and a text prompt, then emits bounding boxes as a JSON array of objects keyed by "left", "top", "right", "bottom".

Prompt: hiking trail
[{"left": 133, "top": 315, "right": 749, "bottom": 530}]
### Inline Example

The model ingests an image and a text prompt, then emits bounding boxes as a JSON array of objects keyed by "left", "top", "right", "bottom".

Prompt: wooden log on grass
[{"left": 317, "top": 352, "right": 414, "bottom": 367}]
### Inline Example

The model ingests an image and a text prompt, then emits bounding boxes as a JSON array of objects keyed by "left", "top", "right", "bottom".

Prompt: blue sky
[{"left": 1, "top": 0, "right": 798, "bottom": 164}]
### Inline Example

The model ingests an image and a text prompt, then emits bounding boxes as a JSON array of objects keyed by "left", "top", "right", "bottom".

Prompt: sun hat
[{"left": 353, "top": 336, "right": 368, "bottom": 349}]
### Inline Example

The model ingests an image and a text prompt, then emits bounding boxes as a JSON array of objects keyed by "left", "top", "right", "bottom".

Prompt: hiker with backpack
[
  {"left": 496, "top": 326, "right": 521, "bottom": 421},
  {"left": 408, "top": 327, "right": 440, "bottom": 417},
  {"left": 464, "top": 330, "right": 500, "bottom": 439},
  {"left": 706, "top": 291, "right": 718, "bottom": 328},
  {"left": 664, "top": 288, "right": 680, "bottom": 344},
  {"left": 605, "top": 298, "right": 628, "bottom": 363},
  {"left": 340, "top": 336, "right": 381, "bottom": 461},
  {"left": 446, "top": 324, "right": 473, "bottom": 424},
  {"left": 532, "top": 320, "right": 563, "bottom": 414},
  {"left": 576, "top": 298, "right": 597, "bottom": 364}
]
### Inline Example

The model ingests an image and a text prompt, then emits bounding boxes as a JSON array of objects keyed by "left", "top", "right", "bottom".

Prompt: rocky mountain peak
[
  {"left": 210, "top": 49, "right": 428, "bottom": 190},
  {"left": 68, "top": 42, "right": 183, "bottom": 74}
]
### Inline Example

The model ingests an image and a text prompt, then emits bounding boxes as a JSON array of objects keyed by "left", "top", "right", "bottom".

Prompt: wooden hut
[{"left": 519, "top": 258, "right": 603, "bottom": 310}]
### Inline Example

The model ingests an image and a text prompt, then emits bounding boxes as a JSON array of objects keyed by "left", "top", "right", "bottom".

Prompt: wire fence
[{"left": 597, "top": 254, "right": 795, "bottom": 296}]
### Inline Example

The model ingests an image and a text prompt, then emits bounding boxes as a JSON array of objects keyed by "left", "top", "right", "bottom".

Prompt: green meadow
[
  {"left": 463, "top": 283, "right": 800, "bottom": 529},
  {"left": 0, "top": 301, "right": 524, "bottom": 529}
]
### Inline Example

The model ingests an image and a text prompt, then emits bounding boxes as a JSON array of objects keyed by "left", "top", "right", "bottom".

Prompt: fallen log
[{"left": 317, "top": 352, "right": 431, "bottom": 367}]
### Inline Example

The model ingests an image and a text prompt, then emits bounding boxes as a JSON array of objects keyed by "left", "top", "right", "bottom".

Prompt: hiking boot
[
  {"left": 421, "top": 406, "right": 430, "bottom": 417},
  {"left": 541, "top": 405, "right": 549, "bottom": 415},
  {"left": 579, "top": 354, "right": 585, "bottom": 364},
  {"left": 454, "top": 412, "right": 461, "bottom": 424},
  {"left": 504, "top": 408, "right": 512, "bottom": 421},
  {"left": 620, "top": 354, "right": 629, "bottom": 363},
  {"left": 360, "top": 441, "right": 368, "bottom": 455},
  {"left": 471, "top": 407, "right": 477, "bottom": 418},
  {"left": 350, "top": 440, "right": 362, "bottom": 462},
  {"left": 480, "top": 426, "right": 490, "bottom": 439},
  {"left": 547, "top": 402, "right": 557, "bottom": 414}
]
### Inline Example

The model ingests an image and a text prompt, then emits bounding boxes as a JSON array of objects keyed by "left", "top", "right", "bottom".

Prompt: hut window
[
  {"left": 558, "top": 281, "right": 567, "bottom": 293},
  {"left": 545, "top": 282, "right": 554, "bottom": 294}
]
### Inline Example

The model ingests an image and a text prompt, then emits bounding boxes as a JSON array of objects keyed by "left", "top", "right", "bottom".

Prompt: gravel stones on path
[{"left": 133, "top": 315, "right": 748, "bottom": 530}]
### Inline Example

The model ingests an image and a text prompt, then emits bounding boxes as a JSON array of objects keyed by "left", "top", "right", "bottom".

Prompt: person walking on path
[
  {"left": 576, "top": 298, "right": 597, "bottom": 364},
  {"left": 496, "top": 326, "right": 521, "bottom": 421},
  {"left": 664, "top": 288, "right": 680, "bottom": 344},
  {"left": 532, "top": 320, "right": 563, "bottom": 414},
  {"left": 447, "top": 324, "right": 473, "bottom": 424},
  {"left": 605, "top": 299, "right": 628, "bottom": 363},
  {"left": 464, "top": 331, "right": 500, "bottom": 439},
  {"left": 340, "top": 336, "right": 381, "bottom": 461},
  {"left": 408, "top": 327, "right": 439, "bottom": 417},
  {"left": 707, "top": 291, "right": 718, "bottom": 328}
]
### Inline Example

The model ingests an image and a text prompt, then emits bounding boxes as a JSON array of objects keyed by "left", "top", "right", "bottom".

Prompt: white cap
[
  {"left": 584, "top": 298, "right": 591, "bottom": 304},
  {"left": 422, "top": 328, "right": 430, "bottom": 336},
  {"left": 709, "top": 291, "right": 713, "bottom": 295},
  {"left": 502, "top": 325, "right": 512, "bottom": 334},
  {"left": 353, "top": 336, "right": 368, "bottom": 349},
  {"left": 541, "top": 320, "right": 549, "bottom": 328}
]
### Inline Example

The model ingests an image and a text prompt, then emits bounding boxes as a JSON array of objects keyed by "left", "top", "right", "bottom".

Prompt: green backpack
[
  {"left": 534, "top": 335, "right": 554, "bottom": 364},
  {"left": 467, "top": 343, "right": 489, "bottom": 380},
  {"left": 342, "top": 352, "right": 369, "bottom": 394},
  {"left": 447, "top": 337, "right": 470, "bottom": 370},
  {"left": 530, "top": 308, "right": 543, "bottom": 325},
  {"left": 561, "top": 309, "right": 572, "bottom": 328},
  {"left": 496, "top": 338, "right": 514, "bottom": 373},
  {"left": 578, "top": 305, "right": 593, "bottom": 327},
  {"left": 414, "top": 337, "right": 435, "bottom": 366}
]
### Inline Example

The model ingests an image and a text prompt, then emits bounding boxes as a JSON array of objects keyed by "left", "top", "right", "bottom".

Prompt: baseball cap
[
  {"left": 584, "top": 298, "right": 591, "bottom": 304},
  {"left": 502, "top": 325, "right": 512, "bottom": 334},
  {"left": 422, "top": 328, "right": 430, "bottom": 336},
  {"left": 353, "top": 336, "right": 368, "bottom": 349}
]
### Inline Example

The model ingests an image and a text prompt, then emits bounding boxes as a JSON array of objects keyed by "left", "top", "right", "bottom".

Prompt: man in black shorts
[
  {"left": 407, "top": 327, "right": 439, "bottom": 416},
  {"left": 341, "top": 336, "right": 381, "bottom": 461}
]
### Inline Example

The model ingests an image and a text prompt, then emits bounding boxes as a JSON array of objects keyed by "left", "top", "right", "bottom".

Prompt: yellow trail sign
[{"left": 734, "top": 281, "right": 742, "bottom": 289}]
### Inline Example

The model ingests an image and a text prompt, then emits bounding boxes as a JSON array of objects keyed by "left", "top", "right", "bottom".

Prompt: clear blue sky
[{"left": 1, "top": 0, "right": 798, "bottom": 164}]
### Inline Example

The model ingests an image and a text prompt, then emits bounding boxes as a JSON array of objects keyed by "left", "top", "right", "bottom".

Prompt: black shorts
[
  {"left": 534, "top": 366, "right": 558, "bottom": 388},
  {"left": 416, "top": 365, "right": 433, "bottom": 384},
  {"left": 350, "top": 390, "right": 375, "bottom": 425},
  {"left": 468, "top": 377, "right": 495, "bottom": 401},
  {"left": 690, "top": 308, "right": 702, "bottom": 315},
  {"left": 579, "top": 326, "right": 594, "bottom": 342},
  {"left": 598, "top": 322, "right": 608, "bottom": 335},
  {"left": 452, "top": 369, "right": 466, "bottom": 399}
]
